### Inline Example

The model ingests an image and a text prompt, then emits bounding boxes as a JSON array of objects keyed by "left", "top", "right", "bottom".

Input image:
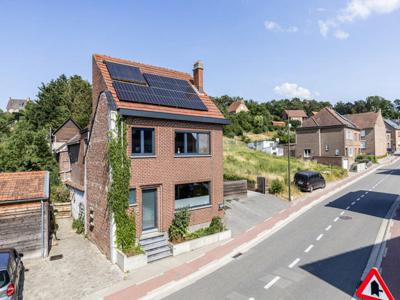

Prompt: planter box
[
  {"left": 172, "top": 230, "right": 231, "bottom": 256},
  {"left": 116, "top": 250, "right": 147, "bottom": 272}
]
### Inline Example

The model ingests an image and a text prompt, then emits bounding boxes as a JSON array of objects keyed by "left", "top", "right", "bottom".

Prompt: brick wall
[
  {"left": 86, "top": 92, "right": 111, "bottom": 258},
  {"left": 126, "top": 117, "right": 224, "bottom": 236},
  {"left": 295, "top": 128, "right": 320, "bottom": 158}
]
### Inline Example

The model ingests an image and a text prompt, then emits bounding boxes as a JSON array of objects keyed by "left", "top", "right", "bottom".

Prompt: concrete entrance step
[{"left": 139, "top": 231, "right": 172, "bottom": 262}]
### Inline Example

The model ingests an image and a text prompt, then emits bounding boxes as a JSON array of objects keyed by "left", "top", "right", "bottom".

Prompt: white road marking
[
  {"left": 249, "top": 298, "right": 255, "bottom": 300},
  {"left": 360, "top": 195, "right": 365, "bottom": 198},
  {"left": 288, "top": 258, "right": 300, "bottom": 268},
  {"left": 356, "top": 198, "right": 360, "bottom": 201},
  {"left": 351, "top": 201, "right": 356, "bottom": 205},
  {"left": 325, "top": 225, "right": 332, "bottom": 231},
  {"left": 346, "top": 206, "right": 351, "bottom": 210},
  {"left": 316, "top": 233, "right": 324, "bottom": 241},
  {"left": 334, "top": 217, "right": 339, "bottom": 222},
  {"left": 340, "top": 211, "right": 345, "bottom": 216},
  {"left": 264, "top": 217, "right": 272, "bottom": 222},
  {"left": 365, "top": 191, "right": 369, "bottom": 194},
  {"left": 246, "top": 226, "right": 255, "bottom": 232},
  {"left": 264, "top": 276, "right": 280, "bottom": 289},
  {"left": 304, "top": 244, "right": 314, "bottom": 253}
]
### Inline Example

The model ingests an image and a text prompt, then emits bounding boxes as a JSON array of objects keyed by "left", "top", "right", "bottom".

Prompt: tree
[{"left": 24, "top": 74, "right": 92, "bottom": 130}]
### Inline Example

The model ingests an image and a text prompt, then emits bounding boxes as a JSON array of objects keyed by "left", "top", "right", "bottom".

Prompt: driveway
[
  {"left": 23, "top": 218, "right": 123, "bottom": 300},
  {"left": 224, "top": 191, "right": 290, "bottom": 236}
]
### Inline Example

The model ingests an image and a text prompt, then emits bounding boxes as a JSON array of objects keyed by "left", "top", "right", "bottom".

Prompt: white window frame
[{"left": 304, "top": 149, "right": 311, "bottom": 158}]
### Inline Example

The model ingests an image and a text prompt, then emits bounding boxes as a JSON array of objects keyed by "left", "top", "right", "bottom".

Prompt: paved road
[{"left": 165, "top": 161, "right": 400, "bottom": 300}]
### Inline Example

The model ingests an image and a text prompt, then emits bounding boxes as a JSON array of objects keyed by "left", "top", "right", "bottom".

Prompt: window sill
[
  {"left": 175, "top": 204, "right": 212, "bottom": 212},
  {"left": 131, "top": 155, "right": 157, "bottom": 159},
  {"left": 174, "top": 154, "right": 212, "bottom": 158}
]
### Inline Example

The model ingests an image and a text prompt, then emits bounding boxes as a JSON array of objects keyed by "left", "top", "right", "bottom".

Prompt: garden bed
[
  {"left": 172, "top": 229, "right": 231, "bottom": 256},
  {"left": 115, "top": 250, "right": 147, "bottom": 272}
]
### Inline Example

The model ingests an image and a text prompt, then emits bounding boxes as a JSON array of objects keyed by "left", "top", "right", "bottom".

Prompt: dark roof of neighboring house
[
  {"left": 0, "top": 171, "right": 49, "bottom": 204},
  {"left": 300, "top": 107, "right": 358, "bottom": 129},
  {"left": 344, "top": 111, "right": 381, "bottom": 129},
  {"left": 6, "top": 98, "right": 29, "bottom": 110},
  {"left": 93, "top": 54, "right": 226, "bottom": 122},
  {"left": 228, "top": 101, "right": 247, "bottom": 113},
  {"left": 284, "top": 110, "right": 307, "bottom": 118},
  {"left": 385, "top": 119, "right": 400, "bottom": 130},
  {"left": 52, "top": 118, "right": 82, "bottom": 135}
]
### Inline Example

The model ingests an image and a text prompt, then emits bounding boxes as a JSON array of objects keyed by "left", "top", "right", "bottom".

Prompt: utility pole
[{"left": 287, "top": 123, "right": 292, "bottom": 201}]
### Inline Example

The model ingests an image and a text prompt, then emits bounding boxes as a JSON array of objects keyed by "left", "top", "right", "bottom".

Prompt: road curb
[{"left": 107, "top": 157, "right": 400, "bottom": 300}]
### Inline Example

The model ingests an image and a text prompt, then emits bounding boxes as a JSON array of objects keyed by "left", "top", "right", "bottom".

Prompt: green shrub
[
  {"left": 356, "top": 154, "right": 377, "bottom": 164},
  {"left": 72, "top": 218, "right": 84, "bottom": 234},
  {"left": 168, "top": 208, "right": 190, "bottom": 243},
  {"left": 268, "top": 179, "right": 284, "bottom": 194},
  {"left": 186, "top": 217, "right": 225, "bottom": 240},
  {"left": 51, "top": 185, "right": 70, "bottom": 203}
]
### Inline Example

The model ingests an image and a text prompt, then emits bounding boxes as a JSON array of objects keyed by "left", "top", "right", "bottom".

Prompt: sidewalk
[
  {"left": 98, "top": 158, "right": 398, "bottom": 300},
  {"left": 379, "top": 201, "right": 400, "bottom": 298}
]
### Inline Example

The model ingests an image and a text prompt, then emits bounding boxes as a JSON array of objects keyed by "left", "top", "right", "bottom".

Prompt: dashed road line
[
  {"left": 340, "top": 211, "right": 345, "bottom": 216},
  {"left": 304, "top": 244, "right": 314, "bottom": 253},
  {"left": 360, "top": 195, "right": 365, "bottom": 198},
  {"left": 346, "top": 206, "right": 351, "bottom": 210},
  {"left": 264, "top": 276, "right": 280, "bottom": 290},
  {"left": 334, "top": 217, "right": 339, "bottom": 222},
  {"left": 288, "top": 258, "right": 300, "bottom": 268},
  {"left": 316, "top": 234, "right": 324, "bottom": 241},
  {"left": 351, "top": 201, "right": 356, "bottom": 205},
  {"left": 325, "top": 225, "right": 332, "bottom": 231}
]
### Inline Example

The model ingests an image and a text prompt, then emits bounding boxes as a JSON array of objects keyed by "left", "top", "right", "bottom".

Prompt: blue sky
[{"left": 1, "top": 0, "right": 400, "bottom": 110}]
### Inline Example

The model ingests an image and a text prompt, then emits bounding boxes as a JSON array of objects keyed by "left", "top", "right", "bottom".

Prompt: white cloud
[
  {"left": 339, "top": 0, "right": 400, "bottom": 22},
  {"left": 274, "top": 83, "right": 313, "bottom": 99},
  {"left": 318, "top": 0, "right": 400, "bottom": 38},
  {"left": 264, "top": 20, "right": 299, "bottom": 33},
  {"left": 334, "top": 30, "right": 350, "bottom": 39},
  {"left": 264, "top": 21, "right": 281, "bottom": 31}
]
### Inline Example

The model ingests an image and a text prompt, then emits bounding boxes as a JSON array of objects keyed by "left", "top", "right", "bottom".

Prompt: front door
[{"left": 142, "top": 188, "right": 157, "bottom": 231}]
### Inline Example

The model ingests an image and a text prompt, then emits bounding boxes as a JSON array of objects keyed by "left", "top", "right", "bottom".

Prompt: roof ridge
[{"left": 93, "top": 53, "right": 192, "bottom": 79}]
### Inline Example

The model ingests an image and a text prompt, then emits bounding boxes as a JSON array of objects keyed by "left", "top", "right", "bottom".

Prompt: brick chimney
[{"left": 193, "top": 60, "right": 204, "bottom": 93}]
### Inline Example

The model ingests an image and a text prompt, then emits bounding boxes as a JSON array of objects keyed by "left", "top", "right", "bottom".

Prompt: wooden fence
[{"left": 223, "top": 180, "right": 248, "bottom": 199}]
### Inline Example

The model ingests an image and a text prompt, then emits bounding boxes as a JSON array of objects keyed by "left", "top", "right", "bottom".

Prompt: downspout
[{"left": 41, "top": 200, "right": 44, "bottom": 258}]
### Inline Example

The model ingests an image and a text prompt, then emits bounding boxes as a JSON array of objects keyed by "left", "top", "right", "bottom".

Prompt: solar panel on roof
[
  {"left": 143, "top": 73, "right": 196, "bottom": 94},
  {"left": 105, "top": 61, "right": 147, "bottom": 85},
  {"left": 113, "top": 81, "right": 208, "bottom": 111}
]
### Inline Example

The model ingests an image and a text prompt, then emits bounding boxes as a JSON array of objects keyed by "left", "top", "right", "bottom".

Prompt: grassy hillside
[{"left": 223, "top": 137, "right": 348, "bottom": 200}]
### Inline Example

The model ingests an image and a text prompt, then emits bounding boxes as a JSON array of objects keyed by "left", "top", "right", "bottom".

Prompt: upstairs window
[
  {"left": 175, "top": 132, "right": 210, "bottom": 155},
  {"left": 360, "top": 130, "right": 366, "bottom": 138},
  {"left": 132, "top": 128, "right": 155, "bottom": 156}
]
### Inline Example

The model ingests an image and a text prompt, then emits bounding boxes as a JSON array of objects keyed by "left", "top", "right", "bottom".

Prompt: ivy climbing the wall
[{"left": 108, "top": 115, "right": 141, "bottom": 255}]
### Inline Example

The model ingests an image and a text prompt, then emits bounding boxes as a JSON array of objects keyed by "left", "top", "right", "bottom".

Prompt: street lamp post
[{"left": 287, "top": 123, "right": 292, "bottom": 201}]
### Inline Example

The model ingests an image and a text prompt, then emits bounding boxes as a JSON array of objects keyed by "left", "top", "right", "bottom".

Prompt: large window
[
  {"left": 175, "top": 132, "right": 210, "bottom": 155},
  {"left": 132, "top": 128, "right": 154, "bottom": 156},
  {"left": 175, "top": 182, "right": 210, "bottom": 209}
]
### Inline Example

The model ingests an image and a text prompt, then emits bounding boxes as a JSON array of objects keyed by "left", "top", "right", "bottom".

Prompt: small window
[
  {"left": 175, "top": 182, "right": 210, "bottom": 209},
  {"left": 132, "top": 128, "right": 155, "bottom": 156},
  {"left": 304, "top": 149, "right": 311, "bottom": 158},
  {"left": 360, "top": 130, "right": 366, "bottom": 138},
  {"left": 128, "top": 189, "right": 136, "bottom": 206},
  {"left": 325, "top": 144, "right": 329, "bottom": 152},
  {"left": 175, "top": 132, "right": 210, "bottom": 155},
  {"left": 360, "top": 141, "right": 366, "bottom": 149},
  {"left": 335, "top": 149, "right": 340, "bottom": 156}
]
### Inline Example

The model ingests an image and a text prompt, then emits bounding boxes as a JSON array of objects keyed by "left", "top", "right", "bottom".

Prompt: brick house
[
  {"left": 6, "top": 97, "right": 30, "bottom": 113},
  {"left": 86, "top": 54, "right": 228, "bottom": 262},
  {"left": 296, "top": 107, "right": 360, "bottom": 169},
  {"left": 344, "top": 111, "right": 387, "bottom": 157},
  {"left": 384, "top": 119, "right": 400, "bottom": 152},
  {"left": 0, "top": 171, "right": 50, "bottom": 258},
  {"left": 283, "top": 109, "right": 308, "bottom": 125},
  {"left": 227, "top": 100, "right": 249, "bottom": 114}
]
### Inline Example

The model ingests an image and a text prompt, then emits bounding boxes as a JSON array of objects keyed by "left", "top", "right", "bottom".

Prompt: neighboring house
[
  {"left": 86, "top": 54, "right": 228, "bottom": 263},
  {"left": 272, "top": 121, "right": 285, "bottom": 127},
  {"left": 227, "top": 100, "right": 249, "bottom": 114},
  {"left": 52, "top": 119, "right": 88, "bottom": 219},
  {"left": 384, "top": 119, "right": 400, "bottom": 152},
  {"left": 345, "top": 111, "right": 387, "bottom": 157},
  {"left": 248, "top": 140, "right": 284, "bottom": 156},
  {"left": 283, "top": 110, "right": 308, "bottom": 125},
  {"left": 0, "top": 171, "right": 50, "bottom": 258},
  {"left": 6, "top": 97, "right": 30, "bottom": 113},
  {"left": 296, "top": 107, "right": 360, "bottom": 169}
]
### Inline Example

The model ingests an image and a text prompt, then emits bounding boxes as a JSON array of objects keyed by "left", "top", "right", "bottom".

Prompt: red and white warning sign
[{"left": 356, "top": 268, "right": 394, "bottom": 300}]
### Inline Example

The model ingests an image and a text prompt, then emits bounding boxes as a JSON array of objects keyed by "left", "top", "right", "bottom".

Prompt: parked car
[
  {"left": 0, "top": 249, "right": 24, "bottom": 300},
  {"left": 294, "top": 171, "right": 326, "bottom": 192}
]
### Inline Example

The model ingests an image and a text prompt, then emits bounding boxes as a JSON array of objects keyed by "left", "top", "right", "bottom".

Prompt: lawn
[{"left": 223, "top": 137, "right": 348, "bottom": 200}]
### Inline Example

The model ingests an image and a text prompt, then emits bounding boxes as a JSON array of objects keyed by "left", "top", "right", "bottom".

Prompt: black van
[{"left": 294, "top": 171, "right": 326, "bottom": 192}]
